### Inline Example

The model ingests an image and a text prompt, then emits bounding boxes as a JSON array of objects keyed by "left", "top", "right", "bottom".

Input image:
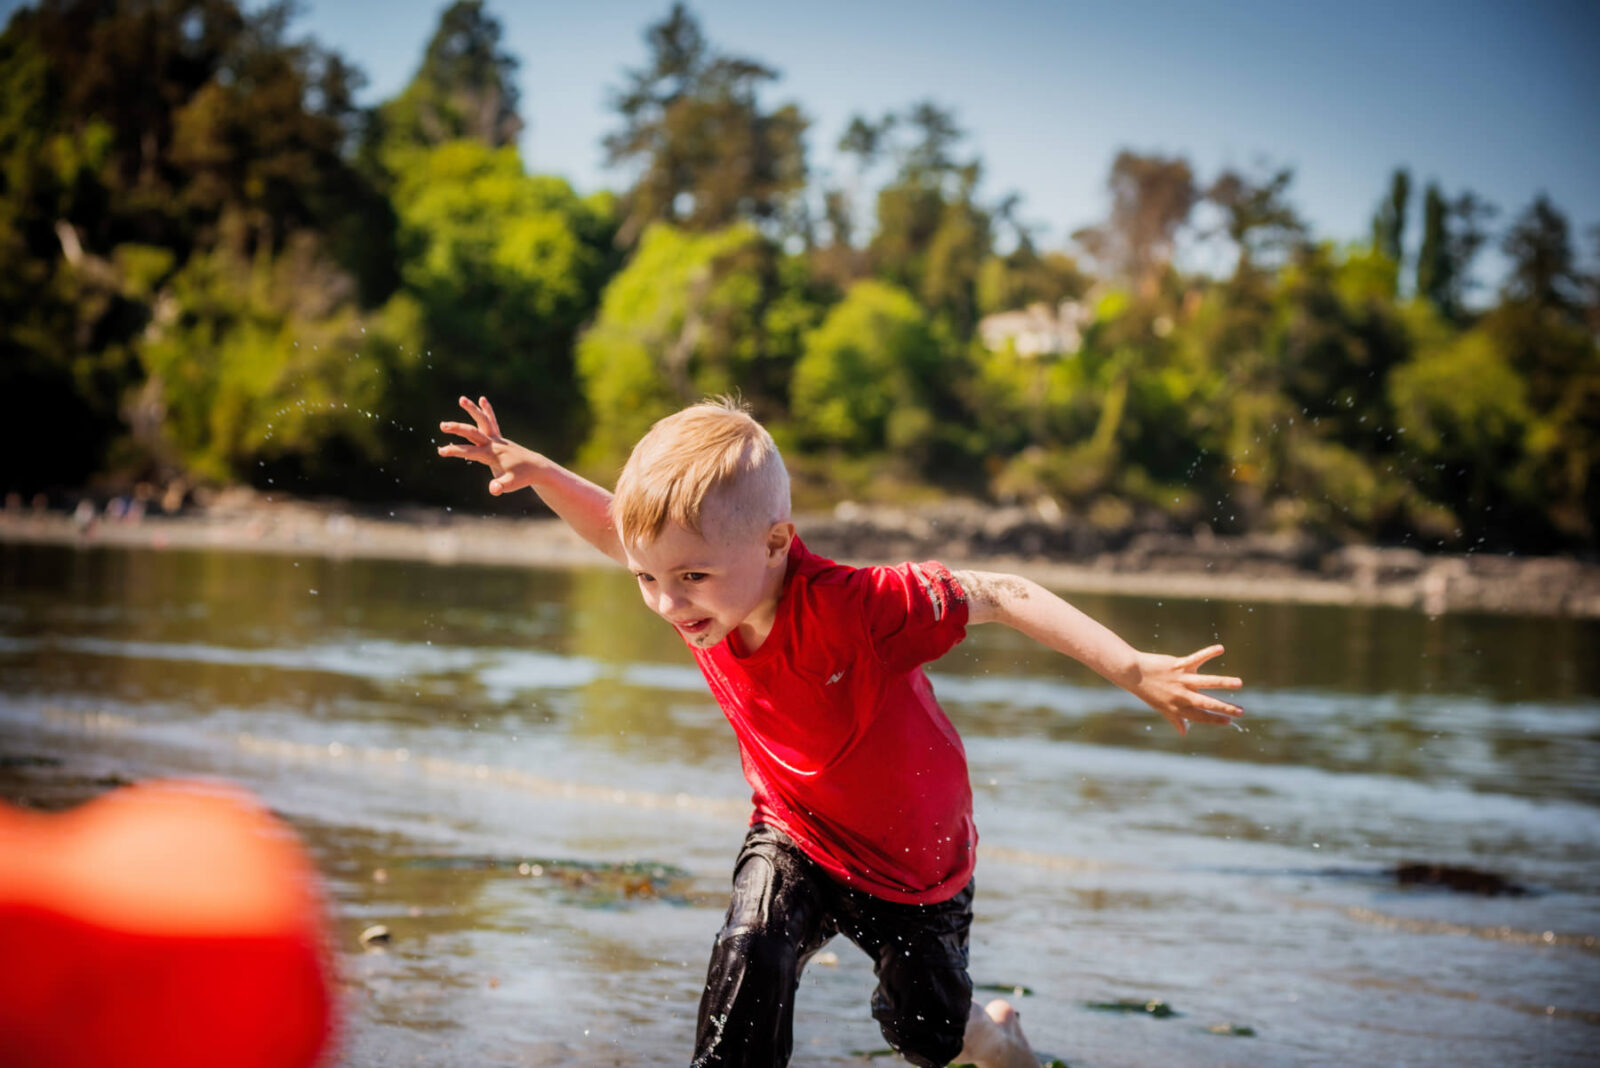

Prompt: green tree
[
  {"left": 168, "top": 7, "right": 395, "bottom": 297},
  {"left": 1371, "top": 167, "right": 1411, "bottom": 267},
  {"left": 866, "top": 102, "right": 995, "bottom": 331},
  {"left": 383, "top": 139, "right": 617, "bottom": 488},
  {"left": 1075, "top": 151, "right": 1195, "bottom": 295},
  {"left": 12, "top": 0, "right": 244, "bottom": 248},
  {"left": 1415, "top": 184, "right": 1494, "bottom": 320},
  {"left": 1502, "top": 193, "right": 1583, "bottom": 312},
  {"left": 976, "top": 247, "right": 1086, "bottom": 317},
  {"left": 918, "top": 164, "right": 990, "bottom": 336},
  {"left": 375, "top": 0, "right": 522, "bottom": 152},
  {"left": 1415, "top": 183, "right": 1449, "bottom": 314},
  {"left": 134, "top": 227, "right": 400, "bottom": 486},
  {"left": 0, "top": 15, "right": 121, "bottom": 492},
  {"left": 604, "top": 3, "right": 807, "bottom": 245},
  {"left": 1583, "top": 224, "right": 1600, "bottom": 334},
  {"left": 575, "top": 222, "right": 778, "bottom": 474},
  {"left": 833, "top": 114, "right": 891, "bottom": 236},
  {"left": 1389, "top": 325, "right": 1533, "bottom": 543},
  {"left": 812, "top": 111, "right": 892, "bottom": 274},
  {"left": 1, "top": 0, "right": 394, "bottom": 494},
  {"left": 1206, "top": 164, "right": 1303, "bottom": 279},
  {"left": 1480, "top": 298, "right": 1600, "bottom": 545},
  {"left": 1277, "top": 244, "right": 1410, "bottom": 446},
  {"left": 791, "top": 279, "right": 946, "bottom": 461}
]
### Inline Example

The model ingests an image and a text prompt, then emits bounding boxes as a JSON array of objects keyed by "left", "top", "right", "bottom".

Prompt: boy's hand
[
  {"left": 437, "top": 396, "right": 538, "bottom": 496},
  {"left": 956, "top": 570, "right": 1245, "bottom": 739},
  {"left": 1128, "top": 644, "right": 1243, "bottom": 736},
  {"left": 436, "top": 394, "right": 623, "bottom": 563}
]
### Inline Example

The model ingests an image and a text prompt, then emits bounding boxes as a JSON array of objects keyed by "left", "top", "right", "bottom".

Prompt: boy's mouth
[{"left": 675, "top": 617, "right": 712, "bottom": 635}]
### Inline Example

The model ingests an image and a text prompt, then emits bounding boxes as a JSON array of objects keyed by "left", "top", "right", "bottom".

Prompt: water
[{"left": 1, "top": 542, "right": 1596, "bottom": 1066}]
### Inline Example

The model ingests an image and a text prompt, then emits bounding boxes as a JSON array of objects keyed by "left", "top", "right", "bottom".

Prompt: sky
[{"left": 7, "top": 0, "right": 1598, "bottom": 280}]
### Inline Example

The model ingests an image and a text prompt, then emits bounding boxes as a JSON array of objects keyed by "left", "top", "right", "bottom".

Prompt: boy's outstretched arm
[
  {"left": 437, "top": 396, "right": 626, "bottom": 566},
  {"left": 952, "top": 570, "right": 1243, "bottom": 735}
]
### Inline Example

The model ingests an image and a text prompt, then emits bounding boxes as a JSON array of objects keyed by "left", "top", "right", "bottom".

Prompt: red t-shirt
[{"left": 689, "top": 537, "right": 975, "bottom": 904}]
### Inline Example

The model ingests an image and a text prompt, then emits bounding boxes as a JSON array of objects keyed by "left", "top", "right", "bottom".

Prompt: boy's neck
[{"left": 731, "top": 549, "right": 792, "bottom": 655}]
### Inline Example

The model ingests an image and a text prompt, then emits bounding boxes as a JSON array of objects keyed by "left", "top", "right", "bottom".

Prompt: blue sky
[{"left": 7, "top": 0, "right": 1598, "bottom": 280}]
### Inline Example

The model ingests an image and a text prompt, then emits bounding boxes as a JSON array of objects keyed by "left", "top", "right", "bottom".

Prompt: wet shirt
[{"left": 689, "top": 537, "right": 976, "bottom": 904}]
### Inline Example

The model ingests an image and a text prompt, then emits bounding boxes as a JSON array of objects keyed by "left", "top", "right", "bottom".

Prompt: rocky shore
[
  {"left": 808, "top": 500, "right": 1600, "bottom": 618},
  {"left": 3, "top": 489, "right": 1598, "bottom": 619}
]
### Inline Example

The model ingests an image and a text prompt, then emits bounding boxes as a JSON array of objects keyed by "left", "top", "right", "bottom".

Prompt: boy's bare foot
[{"left": 953, "top": 998, "right": 1035, "bottom": 1068}]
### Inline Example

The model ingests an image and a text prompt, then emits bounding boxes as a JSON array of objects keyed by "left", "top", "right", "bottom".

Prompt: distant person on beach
[{"left": 439, "top": 394, "right": 1244, "bottom": 1068}]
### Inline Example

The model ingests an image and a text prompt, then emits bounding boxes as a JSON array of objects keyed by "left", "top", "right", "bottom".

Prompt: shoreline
[{"left": 2, "top": 492, "right": 1598, "bottom": 619}]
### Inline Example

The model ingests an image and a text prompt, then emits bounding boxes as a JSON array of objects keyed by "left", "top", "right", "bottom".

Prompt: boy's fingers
[
  {"left": 439, "top": 421, "right": 489, "bottom": 444},
  {"left": 1183, "top": 674, "right": 1243, "bottom": 690},
  {"left": 480, "top": 397, "right": 501, "bottom": 436},
  {"left": 459, "top": 395, "right": 490, "bottom": 431},
  {"left": 1181, "top": 709, "right": 1239, "bottom": 729},
  {"left": 1182, "top": 644, "right": 1226, "bottom": 668}
]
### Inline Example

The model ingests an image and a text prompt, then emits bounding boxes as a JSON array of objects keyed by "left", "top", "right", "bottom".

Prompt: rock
[
  {"left": 1085, "top": 998, "right": 1180, "bottom": 1018},
  {"left": 1392, "top": 863, "right": 1530, "bottom": 897},
  {"left": 358, "top": 924, "right": 391, "bottom": 947}
]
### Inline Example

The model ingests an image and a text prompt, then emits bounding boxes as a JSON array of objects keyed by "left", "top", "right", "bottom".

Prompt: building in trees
[{"left": 977, "top": 301, "right": 1091, "bottom": 357}]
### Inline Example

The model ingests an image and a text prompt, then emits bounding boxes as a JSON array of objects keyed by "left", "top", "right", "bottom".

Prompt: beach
[
  {"left": 5, "top": 489, "right": 1598, "bottom": 618},
  {"left": 2, "top": 526, "right": 1597, "bottom": 1065}
]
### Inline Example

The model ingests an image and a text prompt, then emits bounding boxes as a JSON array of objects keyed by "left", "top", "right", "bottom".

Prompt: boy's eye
[
  {"left": 682, "top": 572, "right": 708, "bottom": 582},
  {"left": 634, "top": 573, "right": 655, "bottom": 584}
]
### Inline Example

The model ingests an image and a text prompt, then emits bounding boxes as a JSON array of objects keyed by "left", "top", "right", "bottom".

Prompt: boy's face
[{"left": 624, "top": 518, "right": 791, "bottom": 650}]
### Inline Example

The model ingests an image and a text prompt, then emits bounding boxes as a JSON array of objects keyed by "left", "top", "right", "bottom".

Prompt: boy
[{"left": 438, "top": 396, "right": 1243, "bottom": 1067}]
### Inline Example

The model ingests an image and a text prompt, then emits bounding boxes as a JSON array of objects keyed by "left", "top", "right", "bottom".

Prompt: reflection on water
[{"left": 2, "top": 542, "right": 1598, "bottom": 1066}]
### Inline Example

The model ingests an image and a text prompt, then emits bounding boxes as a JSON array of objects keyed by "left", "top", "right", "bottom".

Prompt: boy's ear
[{"left": 764, "top": 521, "right": 796, "bottom": 564}]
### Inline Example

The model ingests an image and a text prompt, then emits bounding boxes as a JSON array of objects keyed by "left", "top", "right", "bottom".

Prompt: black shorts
[{"left": 692, "top": 823, "right": 974, "bottom": 1068}]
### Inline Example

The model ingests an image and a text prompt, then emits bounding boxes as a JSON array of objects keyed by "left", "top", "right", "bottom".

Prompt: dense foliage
[{"left": 4, "top": 0, "right": 1598, "bottom": 550}]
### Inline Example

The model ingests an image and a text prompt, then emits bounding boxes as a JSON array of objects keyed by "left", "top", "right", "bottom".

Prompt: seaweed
[
  {"left": 974, "top": 981, "right": 1035, "bottom": 996},
  {"left": 1205, "top": 1023, "right": 1256, "bottom": 1037},
  {"left": 1085, "top": 997, "right": 1180, "bottom": 1018}
]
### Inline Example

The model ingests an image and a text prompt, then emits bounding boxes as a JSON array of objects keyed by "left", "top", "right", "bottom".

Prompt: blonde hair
[{"left": 612, "top": 398, "right": 790, "bottom": 546}]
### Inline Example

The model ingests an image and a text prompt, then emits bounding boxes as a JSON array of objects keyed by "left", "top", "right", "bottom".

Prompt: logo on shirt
[{"left": 826, "top": 670, "right": 846, "bottom": 685}]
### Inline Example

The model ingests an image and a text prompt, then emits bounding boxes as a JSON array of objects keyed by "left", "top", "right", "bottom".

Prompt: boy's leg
[
  {"left": 835, "top": 881, "right": 977, "bottom": 1068},
  {"left": 693, "top": 825, "right": 833, "bottom": 1068}
]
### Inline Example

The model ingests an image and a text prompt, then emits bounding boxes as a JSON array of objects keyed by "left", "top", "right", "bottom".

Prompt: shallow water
[{"left": 1, "top": 542, "right": 1597, "bottom": 1066}]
